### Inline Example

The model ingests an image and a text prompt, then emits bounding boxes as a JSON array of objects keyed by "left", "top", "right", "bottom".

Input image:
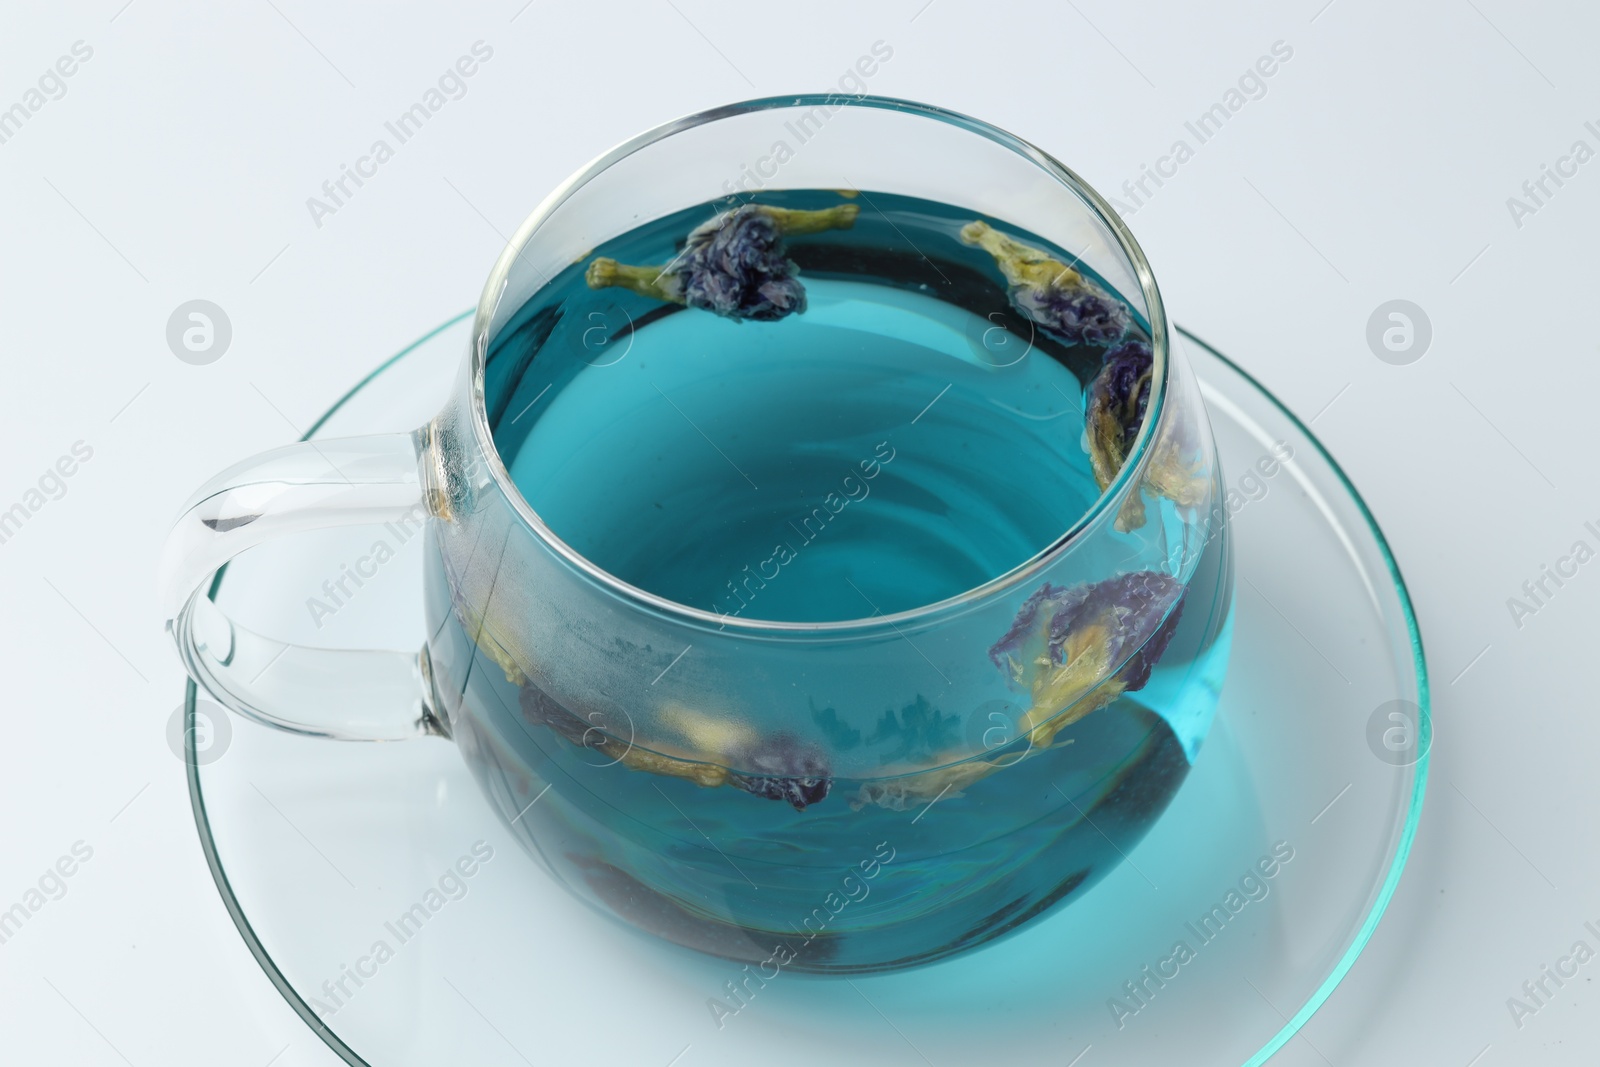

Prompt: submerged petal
[
  {"left": 987, "top": 581, "right": 1076, "bottom": 681},
  {"left": 517, "top": 683, "right": 828, "bottom": 807},
  {"left": 1087, "top": 339, "right": 1155, "bottom": 509},
  {"left": 728, "top": 734, "right": 832, "bottom": 810},
  {"left": 1044, "top": 570, "right": 1186, "bottom": 694},
  {"left": 853, "top": 571, "right": 1184, "bottom": 814},
  {"left": 989, "top": 571, "right": 1186, "bottom": 735},
  {"left": 849, "top": 755, "right": 999, "bottom": 812},
  {"left": 1087, "top": 338, "right": 1211, "bottom": 530}
]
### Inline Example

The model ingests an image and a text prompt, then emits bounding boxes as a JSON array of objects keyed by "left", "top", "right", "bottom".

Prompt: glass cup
[{"left": 159, "top": 95, "right": 1232, "bottom": 974}]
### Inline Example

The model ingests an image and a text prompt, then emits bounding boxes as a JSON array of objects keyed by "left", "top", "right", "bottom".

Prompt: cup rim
[{"left": 465, "top": 93, "right": 1171, "bottom": 634}]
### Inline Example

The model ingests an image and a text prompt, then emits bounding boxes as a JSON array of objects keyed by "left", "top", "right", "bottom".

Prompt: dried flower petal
[
  {"left": 849, "top": 757, "right": 997, "bottom": 812},
  {"left": 729, "top": 734, "right": 832, "bottom": 811},
  {"left": 853, "top": 572, "right": 1186, "bottom": 812},
  {"left": 988, "top": 571, "right": 1186, "bottom": 747},
  {"left": 1087, "top": 338, "right": 1154, "bottom": 497},
  {"left": 586, "top": 203, "right": 858, "bottom": 322},
  {"left": 1141, "top": 415, "right": 1211, "bottom": 518},
  {"left": 987, "top": 581, "right": 1069, "bottom": 689},
  {"left": 517, "top": 684, "right": 828, "bottom": 807},
  {"left": 1087, "top": 338, "right": 1212, "bottom": 530},
  {"left": 960, "top": 221, "right": 1129, "bottom": 346},
  {"left": 676, "top": 207, "right": 804, "bottom": 321},
  {"left": 1042, "top": 571, "right": 1186, "bottom": 694}
]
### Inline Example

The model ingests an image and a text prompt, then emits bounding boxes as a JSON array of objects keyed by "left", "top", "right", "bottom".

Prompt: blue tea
[{"left": 424, "top": 190, "right": 1232, "bottom": 973}]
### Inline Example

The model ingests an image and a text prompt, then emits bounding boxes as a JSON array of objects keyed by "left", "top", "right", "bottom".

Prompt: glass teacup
[{"left": 160, "top": 95, "right": 1232, "bottom": 975}]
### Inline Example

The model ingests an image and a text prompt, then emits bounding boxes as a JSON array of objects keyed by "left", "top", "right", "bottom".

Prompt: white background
[{"left": 1, "top": 0, "right": 1596, "bottom": 1063}]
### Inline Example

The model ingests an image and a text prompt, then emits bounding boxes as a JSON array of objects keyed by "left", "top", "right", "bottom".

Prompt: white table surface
[{"left": 0, "top": 1, "right": 1594, "bottom": 1064}]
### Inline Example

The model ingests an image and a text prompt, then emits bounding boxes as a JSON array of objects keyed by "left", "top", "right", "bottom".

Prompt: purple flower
[
  {"left": 1087, "top": 339, "right": 1155, "bottom": 494},
  {"left": 585, "top": 203, "right": 858, "bottom": 323},
  {"left": 1009, "top": 277, "right": 1131, "bottom": 347},
  {"left": 989, "top": 571, "right": 1186, "bottom": 697},
  {"left": 986, "top": 581, "right": 1064, "bottom": 680},
  {"left": 1044, "top": 571, "right": 1186, "bottom": 692},
  {"left": 959, "top": 220, "right": 1130, "bottom": 346},
  {"left": 1088, "top": 337, "right": 1210, "bottom": 530},
  {"left": 729, "top": 734, "right": 832, "bottom": 811},
  {"left": 676, "top": 207, "right": 806, "bottom": 322}
]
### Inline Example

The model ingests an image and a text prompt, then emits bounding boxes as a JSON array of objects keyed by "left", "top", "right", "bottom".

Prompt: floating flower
[
  {"left": 585, "top": 203, "right": 859, "bottom": 322},
  {"left": 1087, "top": 339, "right": 1209, "bottom": 530},
  {"left": 1087, "top": 338, "right": 1154, "bottom": 511},
  {"left": 959, "top": 220, "right": 1129, "bottom": 346}
]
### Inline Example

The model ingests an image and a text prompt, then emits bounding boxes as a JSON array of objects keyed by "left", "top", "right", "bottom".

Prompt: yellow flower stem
[
  {"left": 584, "top": 257, "right": 683, "bottom": 303},
  {"left": 959, "top": 220, "right": 1081, "bottom": 291},
  {"left": 758, "top": 202, "right": 860, "bottom": 235}
]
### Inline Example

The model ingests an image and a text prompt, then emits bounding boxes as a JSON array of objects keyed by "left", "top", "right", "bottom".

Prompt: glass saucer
[{"left": 185, "top": 314, "right": 1429, "bottom": 1066}]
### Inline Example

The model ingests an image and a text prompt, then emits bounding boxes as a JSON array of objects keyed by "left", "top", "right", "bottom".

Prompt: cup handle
[{"left": 158, "top": 430, "right": 447, "bottom": 741}]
